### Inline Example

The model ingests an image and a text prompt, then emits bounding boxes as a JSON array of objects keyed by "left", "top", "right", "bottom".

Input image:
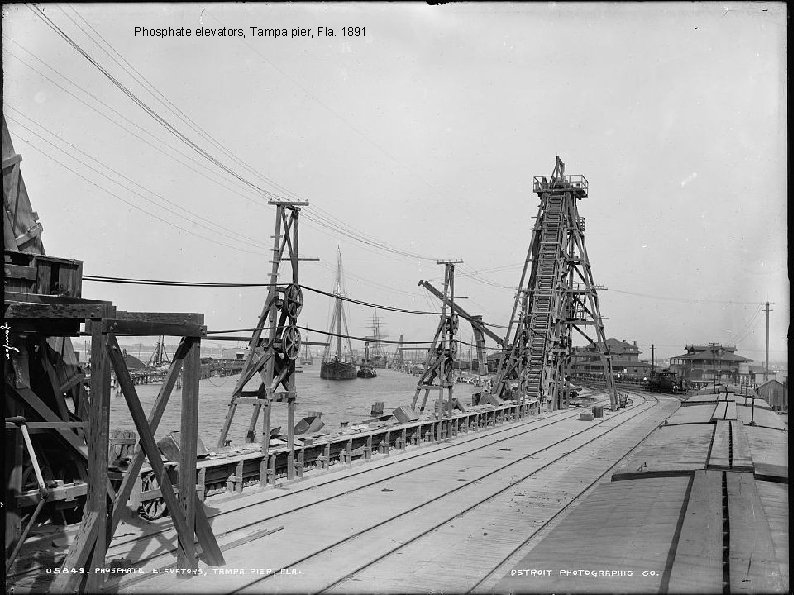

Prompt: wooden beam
[
  {"left": 103, "top": 318, "right": 205, "bottom": 337},
  {"left": 267, "top": 200, "right": 309, "bottom": 206},
  {"left": 85, "top": 318, "right": 111, "bottom": 592},
  {"left": 2, "top": 153, "right": 22, "bottom": 169},
  {"left": 4, "top": 301, "right": 109, "bottom": 320},
  {"left": 51, "top": 511, "right": 99, "bottom": 592},
  {"left": 58, "top": 372, "right": 86, "bottom": 393},
  {"left": 9, "top": 386, "right": 88, "bottom": 458},
  {"left": 3, "top": 291, "right": 109, "bottom": 306},
  {"left": 178, "top": 337, "right": 200, "bottom": 573},
  {"left": 260, "top": 401, "right": 271, "bottom": 486},
  {"left": 235, "top": 396, "right": 269, "bottom": 405},
  {"left": 4, "top": 264, "right": 36, "bottom": 280},
  {"left": 2, "top": 319, "right": 81, "bottom": 336},
  {"left": 287, "top": 398, "right": 295, "bottom": 480},
  {"left": 5, "top": 421, "right": 85, "bottom": 430},
  {"left": 113, "top": 311, "right": 204, "bottom": 324},
  {"left": 194, "top": 501, "right": 225, "bottom": 566}
]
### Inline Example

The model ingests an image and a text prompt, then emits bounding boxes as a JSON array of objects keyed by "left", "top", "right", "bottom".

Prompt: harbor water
[{"left": 109, "top": 366, "right": 480, "bottom": 448}]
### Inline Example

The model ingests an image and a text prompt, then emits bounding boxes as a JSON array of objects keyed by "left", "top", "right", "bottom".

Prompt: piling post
[{"left": 177, "top": 336, "right": 200, "bottom": 574}]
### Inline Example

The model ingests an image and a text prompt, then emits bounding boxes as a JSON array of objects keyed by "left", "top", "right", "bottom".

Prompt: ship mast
[
  {"left": 322, "top": 247, "right": 354, "bottom": 363},
  {"left": 336, "top": 248, "right": 343, "bottom": 359}
]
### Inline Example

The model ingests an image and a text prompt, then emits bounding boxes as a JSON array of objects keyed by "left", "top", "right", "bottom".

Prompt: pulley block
[
  {"left": 281, "top": 324, "right": 302, "bottom": 360},
  {"left": 282, "top": 283, "right": 304, "bottom": 319}
]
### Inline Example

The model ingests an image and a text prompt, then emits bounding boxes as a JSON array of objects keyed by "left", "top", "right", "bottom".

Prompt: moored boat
[
  {"left": 357, "top": 340, "right": 377, "bottom": 378},
  {"left": 320, "top": 248, "right": 358, "bottom": 380}
]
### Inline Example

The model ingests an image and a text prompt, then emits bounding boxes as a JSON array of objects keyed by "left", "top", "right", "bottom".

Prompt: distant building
[
  {"left": 669, "top": 343, "right": 751, "bottom": 385},
  {"left": 570, "top": 338, "right": 652, "bottom": 380},
  {"left": 755, "top": 379, "right": 788, "bottom": 412},
  {"left": 738, "top": 363, "right": 769, "bottom": 387},
  {"left": 221, "top": 347, "right": 249, "bottom": 360}
]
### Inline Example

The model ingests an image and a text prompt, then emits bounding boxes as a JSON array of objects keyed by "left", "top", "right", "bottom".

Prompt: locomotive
[{"left": 644, "top": 369, "right": 687, "bottom": 393}]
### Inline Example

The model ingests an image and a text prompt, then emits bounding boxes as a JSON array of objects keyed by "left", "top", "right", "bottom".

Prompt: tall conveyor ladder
[{"left": 490, "top": 157, "right": 618, "bottom": 410}]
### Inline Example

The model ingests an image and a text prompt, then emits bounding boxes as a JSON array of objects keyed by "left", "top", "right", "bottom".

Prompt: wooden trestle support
[
  {"left": 4, "top": 298, "right": 226, "bottom": 592},
  {"left": 491, "top": 156, "right": 618, "bottom": 410},
  {"left": 216, "top": 200, "right": 308, "bottom": 484},
  {"left": 411, "top": 260, "right": 462, "bottom": 438}
]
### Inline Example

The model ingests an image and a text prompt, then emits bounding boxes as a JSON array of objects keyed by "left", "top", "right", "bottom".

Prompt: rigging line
[
  {"left": 206, "top": 325, "right": 503, "bottom": 350},
  {"left": 15, "top": 132, "right": 269, "bottom": 257},
  {"left": 466, "top": 261, "right": 526, "bottom": 275},
  {"left": 6, "top": 107, "right": 269, "bottom": 249},
  {"left": 83, "top": 275, "right": 285, "bottom": 287},
  {"left": 302, "top": 202, "right": 438, "bottom": 262},
  {"left": 300, "top": 209, "right": 438, "bottom": 262},
  {"left": 457, "top": 268, "right": 515, "bottom": 290},
  {"left": 206, "top": 327, "right": 505, "bottom": 351},
  {"left": 313, "top": 258, "right": 426, "bottom": 299},
  {"left": 3, "top": 44, "right": 273, "bottom": 211},
  {"left": 300, "top": 286, "right": 437, "bottom": 315},
  {"left": 297, "top": 326, "right": 433, "bottom": 346},
  {"left": 63, "top": 5, "right": 304, "bottom": 203},
  {"left": 28, "top": 5, "right": 285, "bottom": 202},
  {"left": 82, "top": 275, "right": 437, "bottom": 315},
  {"left": 733, "top": 307, "right": 764, "bottom": 345}
]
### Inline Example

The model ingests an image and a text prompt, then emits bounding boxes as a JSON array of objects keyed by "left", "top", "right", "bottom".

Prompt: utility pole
[
  {"left": 764, "top": 301, "right": 772, "bottom": 383},
  {"left": 651, "top": 344, "right": 655, "bottom": 372}
]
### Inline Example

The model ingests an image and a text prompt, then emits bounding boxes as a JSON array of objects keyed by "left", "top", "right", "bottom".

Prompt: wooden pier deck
[
  {"left": 494, "top": 391, "right": 789, "bottom": 594},
  {"left": 9, "top": 390, "right": 677, "bottom": 594}
]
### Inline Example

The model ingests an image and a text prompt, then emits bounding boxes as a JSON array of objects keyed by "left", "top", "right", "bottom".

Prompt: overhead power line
[
  {"left": 13, "top": 131, "right": 269, "bottom": 256},
  {"left": 609, "top": 288, "right": 770, "bottom": 306},
  {"left": 6, "top": 107, "right": 269, "bottom": 249},
  {"left": 23, "top": 9, "right": 446, "bottom": 266},
  {"left": 4, "top": 41, "right": 280, "bottom": 209},
  {"left": 61, "top": 5, "right": 305, "bottom": 204},
  {"left": 28, "top": 4, "right": 281, "bottom": 200}
]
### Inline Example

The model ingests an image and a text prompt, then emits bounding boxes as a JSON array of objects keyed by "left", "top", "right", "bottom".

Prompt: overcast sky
[{"left": 2, "top": 2, "right": 787, "bottom": 362}]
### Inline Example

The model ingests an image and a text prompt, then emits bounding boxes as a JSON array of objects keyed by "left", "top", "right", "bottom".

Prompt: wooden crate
[{"left": 4, "top": 250, "right": 83, "bottom": 297}]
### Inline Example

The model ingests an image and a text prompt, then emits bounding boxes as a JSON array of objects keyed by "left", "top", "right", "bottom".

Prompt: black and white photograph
[{"left": 2, "top": 2, "right": 787, "bottom": 593}]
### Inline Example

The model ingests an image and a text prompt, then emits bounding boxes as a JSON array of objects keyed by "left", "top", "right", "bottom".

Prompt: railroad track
[
  {"left": 10, "top": 391, "right": 670, "bottom": 594},
  {"left": 6, "top": 399, "right": 590, "bottom": 585},
  {"left": 257, "top": 391, "right": 664, "bottom": 595},
  {"left": 110, "top": 390, "right": 670, "bottom": 594}
]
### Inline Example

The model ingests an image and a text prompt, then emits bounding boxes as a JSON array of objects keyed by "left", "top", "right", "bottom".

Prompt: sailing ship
[
  {"left": 320, "top": 248, "right": 358, "bottom": 380},
  {"left": 366, "top": 310, "right": 388, "bottom": 368},
  {"left": 147, "top": 335, "right": 171, "bottom": 370},
  {"left": 357, "top": 340, "right": 377, "bottom": 379}
]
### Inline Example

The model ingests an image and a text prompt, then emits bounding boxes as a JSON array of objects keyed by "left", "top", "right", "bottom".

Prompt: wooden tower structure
[
  {"left": 491, "top": 157, "right": 618, "bottom": 410},
  {"left": 216, "top": 200, "right": 307, "bottom": 482},
  {"left": 412, "top": 260, "right": 461, "bottom": 416}
]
